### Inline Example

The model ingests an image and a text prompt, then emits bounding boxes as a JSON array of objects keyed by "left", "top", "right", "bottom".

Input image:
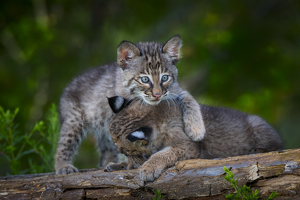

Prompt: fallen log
[{"left": 0, "top": 148, "right": 299, "bottom": 200}]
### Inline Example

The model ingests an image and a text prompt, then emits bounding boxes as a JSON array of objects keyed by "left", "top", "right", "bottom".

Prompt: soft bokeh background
[{"left": 1, "top": 0, "right": 300, "bottom": 175}]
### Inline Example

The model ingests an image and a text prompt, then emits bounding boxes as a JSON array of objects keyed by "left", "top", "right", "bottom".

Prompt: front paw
[
  {"left": 105, "top": 162, "right": 128, "bottom": 172},
  {"left": 56, "top": 164, "right": 79, "bottom": 175},
  {"left": 140, "top": 162, "right": 164, "bottom": 182},
  {"left": 184, "top": 115, "right": 206, "bottom": 142}
]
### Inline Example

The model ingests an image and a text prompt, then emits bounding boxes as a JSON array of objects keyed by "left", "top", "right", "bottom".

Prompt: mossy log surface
[{"left": 1, "top": 148, "right": 300, "bottom": 200}]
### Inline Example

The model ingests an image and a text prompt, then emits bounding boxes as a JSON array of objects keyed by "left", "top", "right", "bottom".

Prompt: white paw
[
  {"left": 185, "top": 124, "right": 206, "bottom": 141},
  {"left": 184, "top": 115, "right": 206, "bottom": 142},
  {"left": 56, "top": 165, "right": 79, "bottom": 175}
]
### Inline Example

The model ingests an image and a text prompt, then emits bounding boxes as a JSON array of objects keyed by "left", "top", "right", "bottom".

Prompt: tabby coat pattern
[
  {"left": 107, "top": 96, "right": 283, "bottom": 182},
  {"left": 55, "top": 36, "right": 205, "bottom": 174}
]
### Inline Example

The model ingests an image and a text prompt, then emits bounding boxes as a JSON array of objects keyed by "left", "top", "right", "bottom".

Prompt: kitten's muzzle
[{"left": 153, "top": 93, "right": 162, "bottom": 98}]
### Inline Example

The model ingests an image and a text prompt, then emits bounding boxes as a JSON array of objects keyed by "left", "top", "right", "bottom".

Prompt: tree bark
[{"left": 0, "top": 148, "right": 299, "bottom": 200}]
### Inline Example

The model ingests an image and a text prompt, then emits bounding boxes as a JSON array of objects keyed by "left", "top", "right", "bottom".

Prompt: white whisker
[
  {"left": 133, "top": 156, "right": 141, "bottom": 166},
  {"left": 168, "top": 96, "right": 177, "bottom": 111},
  {"left": 140, "top": 98, "right": 145, "bottom": 111},
  {"left": 132, "top": 99, "right": 139, "bottom": 113},
  {"left": 124, "top": 96, "right": 140, "bottom": 108},
  {"left": 169, "top": 93, "right": 182, "bottom": 102},
  {"left": 166, "top": 99, "right": 171, "bottom": 111},
  {"left": 169, "top": 93, "right": 182, "bottom": 107},
  {"left": 136, "top": 99, "right": 143, "bottom": 112}
]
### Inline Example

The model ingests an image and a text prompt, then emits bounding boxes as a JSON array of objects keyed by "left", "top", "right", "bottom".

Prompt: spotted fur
[
  {"left": 55, "top": 36, "right": 206, "bottom": 174},
  {"left": 106, "top": 96, "right": 283, "bottom": 182}
]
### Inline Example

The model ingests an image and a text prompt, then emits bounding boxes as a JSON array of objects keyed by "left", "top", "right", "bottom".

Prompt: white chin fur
[{"left": 144, "top": 99, "right": 161, "bottom": 105}]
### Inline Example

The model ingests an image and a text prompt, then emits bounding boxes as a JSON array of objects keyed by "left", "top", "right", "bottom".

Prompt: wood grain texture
[{"left": 1, "top": 149, "right": 299, "bottom": 200}]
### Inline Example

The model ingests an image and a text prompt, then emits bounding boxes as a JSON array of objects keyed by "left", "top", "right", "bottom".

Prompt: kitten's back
[{"left": 200, "top": 105, "right": 283, "bottom": 158}]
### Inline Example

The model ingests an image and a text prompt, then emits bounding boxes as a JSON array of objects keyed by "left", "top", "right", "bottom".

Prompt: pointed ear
[
  {"left": 107, "top": 96, "right": 128, "bottom": 113},
  {"left": 117, "top": 41, "right": 141, "bottom": 70},
  {"left": 162, "top": 35, "right": 182, "bottom": 64}
]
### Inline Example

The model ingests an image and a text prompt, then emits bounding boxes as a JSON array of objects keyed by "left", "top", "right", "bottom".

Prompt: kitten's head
[
  {"left": 108, "top": 96, "right": 154, "bottom": 158},
  {"left": 117, "top": 35, "right": 182, "bottom": 105}
]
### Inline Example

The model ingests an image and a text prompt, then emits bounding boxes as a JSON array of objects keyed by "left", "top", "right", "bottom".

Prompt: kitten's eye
[
  {"left": 161, "top": 75, "right": 169, "bottom": 82},
  {"left": 141, "top": 76, "right": 149, "bottom": 83}
]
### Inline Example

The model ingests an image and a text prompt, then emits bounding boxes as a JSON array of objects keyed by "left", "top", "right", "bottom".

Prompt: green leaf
[
  {"left": 225, "top": 194, "right": 236, "bottom": 199},
  {"left": 15, "top": 149, "right": 35, "bottom": 160},
  {"left": 265, "top": 192, "right": 279, "bottom": 200}
]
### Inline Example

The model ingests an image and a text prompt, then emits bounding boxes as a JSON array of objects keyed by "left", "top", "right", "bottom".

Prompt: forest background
[{"left": 0, "top": 0, "right": 300, "bottom": 176}]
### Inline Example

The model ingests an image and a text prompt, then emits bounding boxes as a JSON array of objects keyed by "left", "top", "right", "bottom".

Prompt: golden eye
[
  {"left": 141, "top": 76, "right": 149, "bottom": 83},
  {"left": 162, "top": 75, "right": 169, "bottom": 82}
]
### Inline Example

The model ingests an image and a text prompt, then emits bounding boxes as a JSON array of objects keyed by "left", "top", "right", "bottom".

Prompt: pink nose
[{"left": 153, "top": 93, "right": 162, "bottom": 98}]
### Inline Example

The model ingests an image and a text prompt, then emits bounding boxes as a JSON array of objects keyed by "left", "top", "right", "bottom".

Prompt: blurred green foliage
[
  {"left": 0, "top": 104, "right": 59, "bottom": 175},
  {"left": 0, "top": 0, "right": 300, "bottom": 175}
]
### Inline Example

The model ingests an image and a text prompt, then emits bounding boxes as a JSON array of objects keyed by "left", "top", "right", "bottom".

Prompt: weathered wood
[{"left": 0, "top": 149, "right": 299, "bottom": 200}]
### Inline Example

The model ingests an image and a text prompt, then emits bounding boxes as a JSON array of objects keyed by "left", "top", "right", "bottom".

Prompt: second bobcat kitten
[
  {"left": 107, "top": 96, "right": 283, "bottom": 181},
  {"left": 55, "top": 36, "right": 205, "bottom": 174}
]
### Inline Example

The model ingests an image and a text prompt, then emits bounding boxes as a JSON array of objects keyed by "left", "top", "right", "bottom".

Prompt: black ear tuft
[{"left": 107, "top": 96, "right": 129, "bottom": 113}]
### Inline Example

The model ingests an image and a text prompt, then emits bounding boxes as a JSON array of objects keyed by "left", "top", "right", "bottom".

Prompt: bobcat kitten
[
  {"left": 107, "top": 96, "right": 283, "bottom": 181},
  {"left": 55, "top": 36, "right": 205, "bottom": 174}
]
